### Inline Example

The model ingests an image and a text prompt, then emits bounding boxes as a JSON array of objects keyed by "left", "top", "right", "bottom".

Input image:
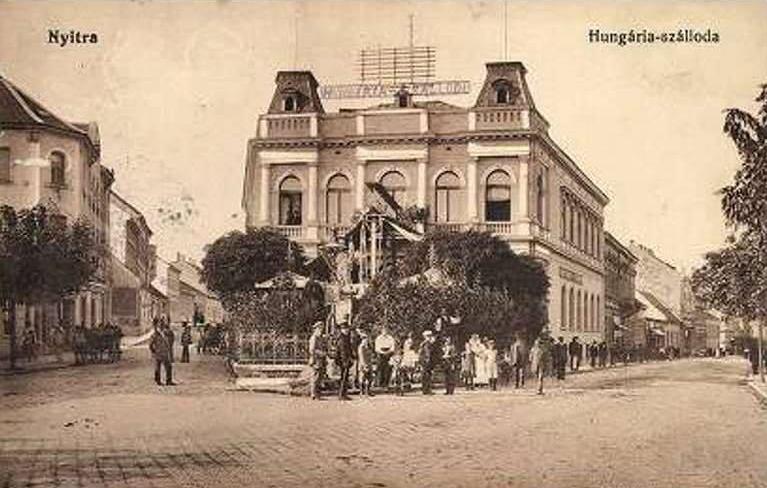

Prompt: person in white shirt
[{"left": 375, "top": 326, "right": 397, "bottom": 389}]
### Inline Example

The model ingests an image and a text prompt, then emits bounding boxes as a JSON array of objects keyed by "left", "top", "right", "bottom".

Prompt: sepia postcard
[{"left": 1, "top": 1, "right": 767, "bottom": 487}]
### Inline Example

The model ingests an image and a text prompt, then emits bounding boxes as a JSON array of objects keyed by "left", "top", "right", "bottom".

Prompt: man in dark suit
[
  {"left": 150, "top": 322, "right": 175, "bottom": 386},
  {"left": 568, "top": 336, "right": 582, "bottom": 372},
  {"left": 419, "top": 330, "right": 436, "bottom": 395},
  {"left": 553, "top": 336, "right": 568, "bottom": 381},
  {"left": 334, "top": 322, "right": 354, "bottom": 400}
]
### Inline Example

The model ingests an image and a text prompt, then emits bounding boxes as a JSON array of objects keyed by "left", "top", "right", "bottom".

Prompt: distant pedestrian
[
  {"left": 22, "top": 328, "right": 36, "bottom": 363},
  {"left": 419, "top": 330, "right": 436, "bottom": 395},
  {"left": 598, "top": 342, "right": 608, "bottom": 368},
  {"left": 335, "top": 322, "right": 354, "bottom": 401},
  {"left": 486, "top": 339, "right": 499, "bottom": 391},
  {"left": 73, "top": 325, "right": 87, "bottom": 365},
  {"left": 374, "top": 326, "right": 396, "bottom": 389},
  {"left": 150, "top": 323, "right": 175, "bottom": 386},
  {"left": 165, "top": 319, "right": 176, "bottom": 363},
  {"left": 357, "top": 332, "right": 375, "bottom": 397},
  {"left": 529, "top": 335, "right": 551, "bottom": 395},
  {"left": 553, "top": 336, "right": 567, "bottom": 381},
  {"left": 401, "top": 333, "right": 418, "bottom": 391},
  {"left": 510, "top": 333, "right": 528, "bottom": 389},
  {"left": 470, "top": 335, "right": 489, "bottom": 387},
  {"left": 442, "top": 336, "right": 458, "bottom": 395},
  {"left": 568, "top": 336, "right": 582, "bottom": 371},
  {"left": 589, "top": 340, "right": 599, "bottom": 368},
  {"left": 460, "top": 341, "right": 475, "bottom": 390},
  {"left": 180, "top": 322, "right": 192, "bottom": 363},
  {"left": 308, "top": 322, "right": 326, "bottom": 400},
  {"left": 389, "top": 348, "right": 404, "bottom": 396},
  {"left": 49, "top": 324, "right": 66, "bottom": 362}
]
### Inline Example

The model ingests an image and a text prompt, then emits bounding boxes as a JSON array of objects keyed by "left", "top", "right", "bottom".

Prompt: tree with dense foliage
[
  {"left": 693, "top": 84, "right": 767, "bottom": 380},
  {"left": 201, "top": 228, "right": 307, "bottom": 308},
  {"left": 356, "top": 230, "right": 550, "bottom": 347},
  {"left": 0, "top": 205, "right": 99, "bottom": 368}
]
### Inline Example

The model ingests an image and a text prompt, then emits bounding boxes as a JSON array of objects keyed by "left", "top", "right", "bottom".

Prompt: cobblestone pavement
[{"left": 2, "top": 352, "right": 766, "bottom": 488}]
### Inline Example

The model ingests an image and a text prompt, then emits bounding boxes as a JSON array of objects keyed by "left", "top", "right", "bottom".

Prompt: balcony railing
[
  {"left": 474, "top": 108, "right": 526, "bottom": 131},
  {"left": 274, "top": 225, "right": 304, "bottom": 239},
  {"left": 475, "top": 221, "right": 515, "bottom": 234}
]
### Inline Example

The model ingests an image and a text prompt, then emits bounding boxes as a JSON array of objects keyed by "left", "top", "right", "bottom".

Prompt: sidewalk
[
  {"left": 746, "top": 373, "right": 767, "bottom": 403},
  {"left": 0, "top": 351, "right": 77, "bottom": 376}
]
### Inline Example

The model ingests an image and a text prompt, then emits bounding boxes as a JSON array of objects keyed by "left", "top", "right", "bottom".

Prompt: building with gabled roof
[{"left": 0, "top": 73, "right": 114, "bottom": 358}]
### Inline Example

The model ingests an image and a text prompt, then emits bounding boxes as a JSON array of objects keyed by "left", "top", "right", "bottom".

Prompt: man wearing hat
[
  {"left": 308, "top": 321, "right": 326, "bottom": 400},
  {"left": 334, "top": 321, "right": 354, "bottom": 400},
  {"left": 419, "top": 330, "right": 436, "bottom": 395}
]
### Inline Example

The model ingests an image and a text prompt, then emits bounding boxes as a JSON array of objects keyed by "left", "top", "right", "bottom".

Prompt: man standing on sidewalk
[
  {"left": 553, "top": 336, "right": 568, "bottom": 382},
  {"left": 529, "top": 334, "right": 551, "bottom": 395},
  {"left": 180, "top": 322, "right": 192, "bottom": 363},
  {"left": 568, "top": 336, "right": 582, "bottom": 372},
  {"left": 150, "top": 322, "right": 175, "bottom": 386},
  {"left": 419, "top": 330, "right": 436, "bottom": 395},
  {"left": 308, "top": 321, "right": 326, "bottom": 400},
  {"left": 334, "top": 322, "right": 354, "bottom": 401},
  {"left": 510, "top": 333, "right": 528, "bottom": 389}
]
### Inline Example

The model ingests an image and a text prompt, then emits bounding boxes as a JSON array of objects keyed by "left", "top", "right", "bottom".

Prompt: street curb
[{"left": 747, "top": 379, "right": 767, "bottom": 404}]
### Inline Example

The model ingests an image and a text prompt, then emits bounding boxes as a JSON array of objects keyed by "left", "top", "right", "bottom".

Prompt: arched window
[
  {"left": 50, "top": 151, "right": 66, "bottom": 186},
  {"left": 435, "top": 171, "right": 461, "bottom": 222},
  {"left": 568, "top": 203, "right": 574, "bottom": 242},
  {"left": 283, "top": 95, "right": 296, "bottom": 112},
  {"left": 576, "top": 209, "right": 582, "bottom": 249},
  {"left": 576, "top": 290, "right": 582, "bottom": 331},
  {"left": 561, "top": 285, "right": 567, "bottom": 331},
  {"left": 590, "top": 294, "right": 595, "bottom": 331},
  {"left": 485, "top": 170, "right": 511, "bottom": 222},
  {"left": 325, "top": 174, "right": 352, "bottom": 225},
  {"left": 568, "top": 287, "right": 575, "bottom": 331},
  {"left": 535, "top": 172, "right": 545, "bottom": 225},
  {"left": 496, "top": 86, "right": 509, "bottom": 104},
  {"left": 279, "top": 176, "right": 302, "bottom": 225},
  {"left": 380, "top": 170, "right": 407, "bottom": 207},
  {"left": 560, "top": 198, "right": 567, "bottom": 237}
]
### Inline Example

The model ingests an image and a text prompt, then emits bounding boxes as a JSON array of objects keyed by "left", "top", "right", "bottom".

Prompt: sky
[{"left": 1, "top": 0, "right": 765, "bottom": 272}]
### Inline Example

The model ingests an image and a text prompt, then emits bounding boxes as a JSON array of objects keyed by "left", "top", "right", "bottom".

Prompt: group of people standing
[
  {"left": 18, "top": 322, "right": 123, "bottom": 365},
  {"left": 307, "top": 319, "right": 630, "bottom": 400},
  {"left": 307, "top": 317, "right": 589, "bottom": 400}
]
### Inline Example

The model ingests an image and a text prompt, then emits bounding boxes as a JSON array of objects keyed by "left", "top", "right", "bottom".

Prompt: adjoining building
[
  {"left": 603, "top": 231, "right": 639, "bottom": 347},
  {"left": 628, "top": 241, "right": 686, "bottom": 355},
  {"left": 165, "top": 253, "right": 225, "bottom": 327},
  {"left": 0, "top": 74, "right": 112, "bottom": 357},
  {"left": 242, "top": 61, "right": 609, "bottom": 341},
  {"left": 109, "top": 191, "right": 167, "bottom": 334}
]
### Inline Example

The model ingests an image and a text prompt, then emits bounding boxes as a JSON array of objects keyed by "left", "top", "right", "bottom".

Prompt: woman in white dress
[
  {"left": 485, "top": 339, "right": 499, "bottom": 391},
  {"left": 470, "top": 334, "right": 489, "bottom": 386}
]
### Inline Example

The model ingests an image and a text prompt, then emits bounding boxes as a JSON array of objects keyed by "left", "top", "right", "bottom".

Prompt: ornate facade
[{"left": 242, "top": 62, "right": 609, "bottom": 340}]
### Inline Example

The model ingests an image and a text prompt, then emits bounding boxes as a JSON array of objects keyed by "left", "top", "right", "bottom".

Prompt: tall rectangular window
[{"left": 0, "top": 148, "right": 10, "bottom": 182}]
